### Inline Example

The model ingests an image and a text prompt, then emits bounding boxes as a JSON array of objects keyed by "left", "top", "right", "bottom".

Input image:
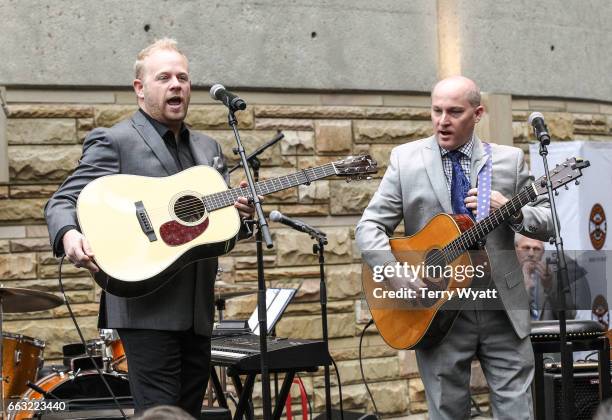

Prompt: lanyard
[{"left": 476, "top": 142, "right": 493, "bottom": 222}]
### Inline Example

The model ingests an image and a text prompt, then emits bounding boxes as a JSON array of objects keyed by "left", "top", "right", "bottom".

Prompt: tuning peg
[
  {"left": 366, "top": 176, "right": 372, "bottom": 180},
  {"left": 554, "top": 190, "right": 559, "bottom": 196},
  {"left": 345, "top": 178, "right": 352, "bottom": 183},
  {"left": 564, "top": 185, "right": 569, "bottom": 190},
  {"left": 575, "top": 180, "right": 580, "bottom": 185}
]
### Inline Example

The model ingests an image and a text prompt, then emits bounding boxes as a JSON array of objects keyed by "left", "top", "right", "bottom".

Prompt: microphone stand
[
  {"left": 538, "top": 140, "right": 574, "bottom": 420},
  {"left": 227, "top": 109, "right": 274, "bottom": 420},
  {"left": 312, "top": 232, "right": 334, "bottom": 420}
]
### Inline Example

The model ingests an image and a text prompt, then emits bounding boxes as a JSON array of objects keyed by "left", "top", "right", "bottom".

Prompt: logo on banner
[{"left": 589, "top": 203, "right": 607, "bottom": 250}]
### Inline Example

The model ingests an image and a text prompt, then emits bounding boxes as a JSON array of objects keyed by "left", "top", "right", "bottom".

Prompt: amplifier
[{"left": 544, "top": 370, "right": 611, "bottom": 419}]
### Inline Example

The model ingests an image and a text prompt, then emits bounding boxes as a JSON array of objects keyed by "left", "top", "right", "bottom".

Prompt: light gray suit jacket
[
  {"left": 45, "top": 111, "right": 232, "bottom": 336},
  {"left": 355, "top": 135, "right": 554, "bottom": 339}
]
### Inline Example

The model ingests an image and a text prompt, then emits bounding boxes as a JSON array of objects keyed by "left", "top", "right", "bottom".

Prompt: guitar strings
[
  {"left": 425, "top": 188, "right": 533, "bottom": 268},
  {"left": 142, "top": 164, "right": 336, "bottom": 217}
]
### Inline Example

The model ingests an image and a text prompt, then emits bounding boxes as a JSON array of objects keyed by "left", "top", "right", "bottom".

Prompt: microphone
[
  {"left": 269, "top": 210, "right": 326, "bottom": 238},
  {"left": 209, "top": 84, "right": 247, "bottom": 112},
  {"left": 528, "top": 112, "right": 551, "bottom": 145}
]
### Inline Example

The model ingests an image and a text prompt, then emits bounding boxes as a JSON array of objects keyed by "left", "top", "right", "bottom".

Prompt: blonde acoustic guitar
[
  {"left": 362, "top": 157, "right": 589, "bottom": 350},
  {"left": 77, "top": 155, "right": 377, "bottom": 298}
]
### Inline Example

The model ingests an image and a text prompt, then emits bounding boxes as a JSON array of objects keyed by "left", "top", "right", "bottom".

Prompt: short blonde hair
[{"left": 133, "top": 38, "right": 187, "bottom": 79}]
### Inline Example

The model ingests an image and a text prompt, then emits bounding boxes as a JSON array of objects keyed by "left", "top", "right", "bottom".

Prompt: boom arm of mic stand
[{"left": 229, "top": 132, "right": 284, "bottom": 174}]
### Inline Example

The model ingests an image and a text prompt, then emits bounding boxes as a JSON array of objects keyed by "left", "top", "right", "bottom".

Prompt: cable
[
  {"left": 58, "top": 256, "right": 128, "bottom": 419},
  {"left": 359, "top": 319, "right": 380, "bottom": 419},
  {"left": 296, "top": 373, "right": 312, "bottom": 420},
  {"left": 330, "top": 357, "right": 344, "bottom": 420}
]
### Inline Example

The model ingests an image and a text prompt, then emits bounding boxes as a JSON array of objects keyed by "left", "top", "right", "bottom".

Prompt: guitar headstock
[
  {"left": 332, "top": 154, "right": 378, "bottom": 181},
  {"left": 533, "top": 157, "right": 590, "bottom": 196}
]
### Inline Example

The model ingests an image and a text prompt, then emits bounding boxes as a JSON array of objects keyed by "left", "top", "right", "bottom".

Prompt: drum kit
[
  {"left": 0, "top": 281, "right": 257, "bottom": 418},
  {"left": 0, "top": 287, "right": 130, "bottom": 420}
]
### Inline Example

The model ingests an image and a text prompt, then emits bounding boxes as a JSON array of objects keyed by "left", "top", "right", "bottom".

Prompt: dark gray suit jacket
[{"left": 45, "top": 111, "right": 233, "bottom": 336}]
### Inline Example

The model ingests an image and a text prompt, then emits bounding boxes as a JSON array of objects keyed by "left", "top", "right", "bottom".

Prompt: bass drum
[{"left": 9, "top": 370, "right": 130, "bottom": 420}]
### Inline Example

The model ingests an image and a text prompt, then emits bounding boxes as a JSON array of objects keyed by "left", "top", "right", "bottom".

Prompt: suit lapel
[
  {"left": 470, "top": 136, "right": 487, "bottom": 187},
  {"left": 188, "top": 134, "right": 212, "bottom": 166},
  {"left": 131, "top": 112, "right": 180, "bottom": 175},
  {"left": 422, "top": 136, "right": 453, "bottom": 213}
]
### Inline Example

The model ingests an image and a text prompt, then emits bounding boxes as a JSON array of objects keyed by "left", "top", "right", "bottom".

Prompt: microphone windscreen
[
  {"left": 209, "top": 84, "right": 224, "bottom": 100},
  {"left": 528, "top": 112, "right": 544, "bottom": 124},
  {"left": 269, "top": 210, "right": 282, "bottom": 222}
]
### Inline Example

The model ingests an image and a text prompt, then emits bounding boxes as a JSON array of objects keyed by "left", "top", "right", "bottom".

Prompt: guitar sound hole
[
  {"left": 424, "top": 249, "right": 447, "bottom": 284},
  {"left": 174, "top": 195, "right": 206, "bottom": 223}
]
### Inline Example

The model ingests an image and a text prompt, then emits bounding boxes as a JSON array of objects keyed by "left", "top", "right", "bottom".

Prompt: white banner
[{"left": 529, "top": 141, "right": 612, "bottom": 332}]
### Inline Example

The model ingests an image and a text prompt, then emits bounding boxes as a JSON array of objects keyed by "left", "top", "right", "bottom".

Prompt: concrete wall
[
  {"left": 2, "top": 1, "right": 610, "bottom": 101},
  {"left": 455, "top": 0, "right": 612, "bottom": 102},
  {"left": 0, "top": 0, "right": 438, "bottom": 92}
]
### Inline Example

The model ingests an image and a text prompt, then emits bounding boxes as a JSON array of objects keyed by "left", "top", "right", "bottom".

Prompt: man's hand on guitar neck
[
  {"left": 234, "top": 180, "right": 261, "bottom": 219},
  {"left": 62, "top": 229, "right": 99, "bottom": 274},
  {"left": 464, "top": 188, "right": 523, "bottom": 222}
]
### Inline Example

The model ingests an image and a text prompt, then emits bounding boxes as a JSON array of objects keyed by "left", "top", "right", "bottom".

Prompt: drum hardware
[
  {"left": 99, "top": 330, "right": 127, "bottom": 374},
  {"left": 62, "top": 332, "right": 128, "bottom": 375}
]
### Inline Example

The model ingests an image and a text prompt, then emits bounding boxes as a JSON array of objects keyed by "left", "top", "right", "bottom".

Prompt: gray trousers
[{"left": 416, "top": 309, "right": 534, "bottom": 420}]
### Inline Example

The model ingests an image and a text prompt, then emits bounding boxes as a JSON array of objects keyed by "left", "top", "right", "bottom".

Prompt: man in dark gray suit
[
  {"left": 45, "top": 38, "right": 255, "bottom": 417},
  {"left": 516, "top": 233, "right": 590, "bottom": 321},
  {"left": 356, "top": 76, "right": 553, "bottom": 419}
]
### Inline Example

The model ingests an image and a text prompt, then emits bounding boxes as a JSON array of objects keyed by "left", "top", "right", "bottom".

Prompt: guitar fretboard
[
  {"left": 202, "top": 163, "right": 337, "bottom": 211},
  {"left": 442, "top": 185, "right": 537, "bottom": 263}
]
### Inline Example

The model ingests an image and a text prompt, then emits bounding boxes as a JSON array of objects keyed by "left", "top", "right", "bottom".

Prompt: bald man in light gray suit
[{"left": 356, "top": 76, "right": 553, "bottom": 420}]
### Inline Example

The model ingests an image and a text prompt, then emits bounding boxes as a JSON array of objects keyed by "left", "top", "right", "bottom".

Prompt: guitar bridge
[{"left": 135, "top": 201, "right": 157, "bottom": 242}]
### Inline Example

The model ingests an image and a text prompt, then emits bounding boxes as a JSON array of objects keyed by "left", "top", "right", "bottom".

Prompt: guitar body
[
  {"left": 362, "top": 213, "right": 490, "bottom": 350},
  {"left": 77, "top": 166, "right": 241, "bottom": 297},
  {"left": 75, "top": 155, "right": 379, "bottom": 298}
]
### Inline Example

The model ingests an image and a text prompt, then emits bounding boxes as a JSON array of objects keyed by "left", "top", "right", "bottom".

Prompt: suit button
[{"left": 528, "top": 225, "right": 537, "bottom": 232}]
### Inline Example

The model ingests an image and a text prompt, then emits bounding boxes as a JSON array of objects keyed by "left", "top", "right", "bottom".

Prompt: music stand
[{"left": 249, "top": 288, "right": 297, "bottom": 335}]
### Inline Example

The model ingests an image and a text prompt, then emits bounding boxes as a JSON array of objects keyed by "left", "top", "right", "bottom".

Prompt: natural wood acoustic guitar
[{"left": 362, "top": 157, "right": 589, "bottom": 350}]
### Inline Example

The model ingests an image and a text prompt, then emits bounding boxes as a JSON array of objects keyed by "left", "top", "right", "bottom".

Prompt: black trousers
[{"left": 117, "top": 328, "right": 211, "bottom": 418}]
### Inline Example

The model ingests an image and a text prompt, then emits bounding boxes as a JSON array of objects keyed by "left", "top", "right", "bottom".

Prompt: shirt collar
[
  {"left": 439, "top": 134, "right": 475, "bottom": 159},
  {"left": 138, "top": 108, "right": 188, "bottom": 140}
]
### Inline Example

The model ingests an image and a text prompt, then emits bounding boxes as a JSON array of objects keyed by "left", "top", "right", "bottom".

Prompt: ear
[
  {"left": 474, "top": 105, "right": 485, "bottom": 123},
  {"left": 133, "top": 79, "right": 145, "bottom": 99}
]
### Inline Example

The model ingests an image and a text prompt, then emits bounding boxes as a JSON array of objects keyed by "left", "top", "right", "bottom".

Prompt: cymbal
[
  {"left": 214, "top": 281, "right": 257, "bottom": 299},
  {"left": 0, "top": 287, "right": 64, "bottom": 313}
]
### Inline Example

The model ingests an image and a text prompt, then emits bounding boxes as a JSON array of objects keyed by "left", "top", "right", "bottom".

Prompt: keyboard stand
[{"left": 210, "top": 366, "right": 318, "bottom": 420}]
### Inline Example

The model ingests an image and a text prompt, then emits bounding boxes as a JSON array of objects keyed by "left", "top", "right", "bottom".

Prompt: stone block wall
[{"left": 1, "top": 90, "right": 611, "bottom": 417}]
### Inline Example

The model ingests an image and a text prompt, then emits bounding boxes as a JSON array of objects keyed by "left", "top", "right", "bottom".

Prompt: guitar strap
[{"left": 475, "top": 142, "right": 493, "bottom": 222}]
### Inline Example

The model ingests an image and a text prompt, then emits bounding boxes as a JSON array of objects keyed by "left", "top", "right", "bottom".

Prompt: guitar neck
[
  {"left": 202, "top": 163, "right": 337, "bottom": 211},
  {"left": 444, "top": 184, "right": 537, "bottom": 261}
]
